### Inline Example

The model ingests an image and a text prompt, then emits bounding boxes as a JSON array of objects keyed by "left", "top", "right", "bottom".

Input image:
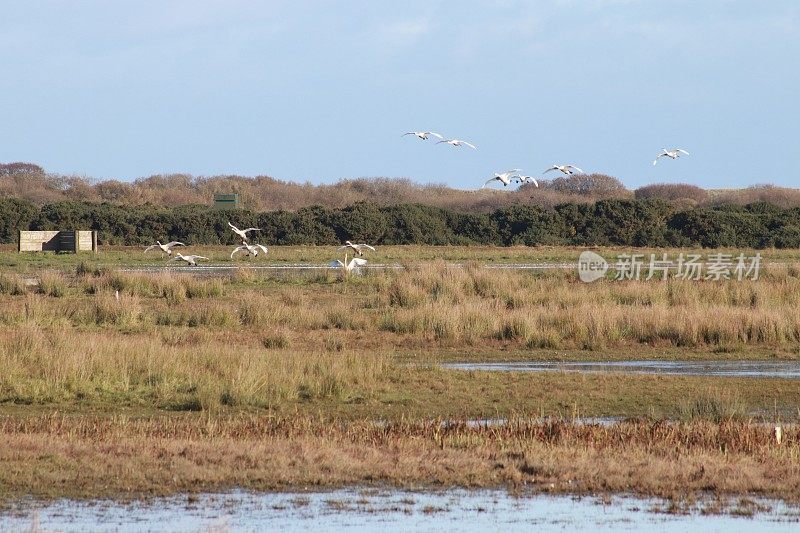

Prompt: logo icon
[{"left": 578, "top": 251, "right": 608, "bottom": 283}]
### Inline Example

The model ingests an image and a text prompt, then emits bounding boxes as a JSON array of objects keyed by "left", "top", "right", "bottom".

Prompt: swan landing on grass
[
  {"left": 228, "top": 222, "right": 261, "bottom": 242},
  {"left": 337, "top": 241, "right": 376, "bottom": 257},
  {"left": 169, "top": 253, "right": 209, "bottom": 266},
  {"left": 329, "top": 254, "right": 368, "bottom": 274},
  {"left": 144, "top": 241, "right": 185, "bottom": 256},
  {"left": 230, "top": 243, "right": 268, "bottom": 259}
]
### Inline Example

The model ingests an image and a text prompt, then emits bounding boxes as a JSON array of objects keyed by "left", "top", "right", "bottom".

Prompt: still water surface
[
  {"left": 444, "top": 360, "right": 800, "bottom": 379},
  {"left": 3, "top": 489, "right": 798, "bottom": 532}
]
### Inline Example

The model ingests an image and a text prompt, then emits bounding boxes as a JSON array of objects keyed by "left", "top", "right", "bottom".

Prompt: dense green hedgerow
[{"left": 1, "top": 197, "right": 799, "bottom": 248}]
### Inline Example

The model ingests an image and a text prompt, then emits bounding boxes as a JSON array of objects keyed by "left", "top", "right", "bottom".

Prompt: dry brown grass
[
  {"left": 0, "top": 273, "right": 27, "bottom": 296},
  {"left": 4, "top": 271, "right": 800, "bottom": 424},
  {"left": 1, "top": 263, "right": 799, "bottom": 503},
  {"left": 1, "top": 266, "right": 799, "bottom": 379},
  {"left": 350, "top": 263, "right": 800, "bottom": 351},
  {"left": 82, "top": 271, "right": 224, "bottom": 301},
  {"left": 0, "top": 326, "right": 387, "bottom": 409},
  {"left": 1, "top": 414, "right": 797, "bottom": 501}
]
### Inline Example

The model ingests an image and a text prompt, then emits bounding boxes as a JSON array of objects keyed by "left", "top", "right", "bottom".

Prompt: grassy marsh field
[
  {"left": 3, "top": 415, "right": 798, "bottom": 502},
  {"left": 3, "top": 244, "right": 800, "bottom": 271},
  {"left": 1, "top": 247, "right": 799, "bottom": 501}
]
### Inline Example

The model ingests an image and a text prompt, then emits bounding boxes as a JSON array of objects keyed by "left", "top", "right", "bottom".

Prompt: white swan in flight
[
  {"left": 653, "top": 148, "right": 689, "bottom": 165},
  {"left": 482, "top": 169, "right": 522, "bottom": 189},
  {"left": 514, "top": 175, "right": 539, "bottom": 187},
  {"left": 169, "top": 253, "right": 209, "bottom": 267},
  {"left": 228, "top": 221, "right": 261, "bottom": 242},
  {"left": 544, "top": 164, "right": 584, "bottom": 175},
  {"left": 330, "top": 254, "right": 368, "bottom": 273},
  {"left": 337, "top": 241, "right": 376, "bottom": 256},
  {"left": 230, "top": 242, "right": 268, "bottom": 259},
  {"left": 403, "top": 131, "right": 443, "bottom": 140},
  {"left": 436, "top": 138, "right": 477, "bottom": 150},
  {"left": 144, "top": 241, "right": 185, "bottom": 256}
]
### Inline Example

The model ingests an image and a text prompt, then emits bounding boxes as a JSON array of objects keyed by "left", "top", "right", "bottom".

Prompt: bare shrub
[
  {"left": 1, "top": 163, "right": 635, "bottom": 213},
  {"left": 708, "top": 184, "right": 800, "bottom": 209},
  {"left": 545, "top": 174, "right": 631, "bottom": 198},
  {"left": 635, "top": 183, "right": 709, "bottom": 205}
]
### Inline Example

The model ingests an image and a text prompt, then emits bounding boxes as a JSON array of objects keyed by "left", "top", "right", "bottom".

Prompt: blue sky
[{"left": 1, "top": 1, "right": 798, "bottom": 189}]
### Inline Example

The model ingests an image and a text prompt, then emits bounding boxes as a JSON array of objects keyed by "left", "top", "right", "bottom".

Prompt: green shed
[{"left": 213, "top": 193, "right": 239, "bottom": 210}]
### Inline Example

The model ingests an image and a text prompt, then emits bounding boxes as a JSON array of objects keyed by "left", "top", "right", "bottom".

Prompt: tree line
[
  {"left": 1, "top": 197, "right": 799, "bottom": 248},
  {"left": 5, "top": 162, "right": 800, "bottom": 214}
]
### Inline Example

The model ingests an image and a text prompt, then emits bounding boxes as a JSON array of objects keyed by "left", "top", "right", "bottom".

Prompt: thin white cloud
[{"left": 372, "top": 16, "right": 433, "bottom": 49}]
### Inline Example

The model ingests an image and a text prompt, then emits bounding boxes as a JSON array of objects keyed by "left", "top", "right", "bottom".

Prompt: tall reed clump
[
  {"left": 237, "top": 294, "right": 311, "bottom": 329},
  {"left": 75, "top": 261, "right": 102, "bottom": 277},
  {"left": 0, "top": 273, "right": 27, "bottom": 296},
  {"left": 86, "top": 293, "right": 143, "bottom": 327},
  {"left": 678, "top": 390, "right": 749, "bottom": 422},
  {"left": 84, "top": 272, "right": 223, "bottom": 303},
  {"left": 261, "top": 330, "right": 291, "bottom": 349},
  {"left": 154, "top": 301, "right": 236, "bottom": 328},
  {"left": 0, "top": 327, "right": 389, "bottom": 409},
  {"left": 38, "top": 272, "right": 67, "bottom": 297}
]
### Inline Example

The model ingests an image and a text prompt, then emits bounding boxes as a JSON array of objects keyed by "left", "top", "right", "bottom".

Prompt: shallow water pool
[
  {"left": 443, "top": 360, "right": 800, "bottom": 379},
  {"left": 3, "top": 489, "right": 798, "bottom": 532}
]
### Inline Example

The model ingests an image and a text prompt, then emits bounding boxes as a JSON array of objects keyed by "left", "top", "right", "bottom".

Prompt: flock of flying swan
[
  {"left": 404, "top": 129, "right": 690, "bottom": 190},
  {"left": 144, "top": 222, "right": 377, "bottom": 272},
  {"left": 142, "top": 135, "right": 689, "bottom": 269},
  {"left": 404, "top": 131, "right": 477, "bottom": 150}
]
